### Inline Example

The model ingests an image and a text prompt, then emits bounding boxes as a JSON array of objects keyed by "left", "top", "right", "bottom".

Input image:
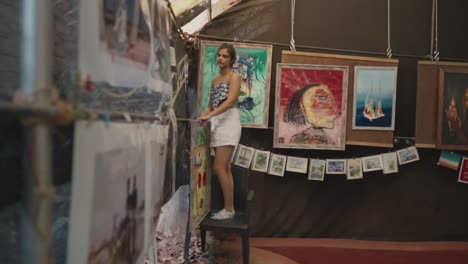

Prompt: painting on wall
[
  {"left": 326, "top": 159, "right": 347, "bottom": 174},
  {"left": 251, "top": 150, "right": 271, "bottom": 172},
  {"left": 286, "top": 156, "right": 308, "bottom": 174},
  {"left": 274, "top": 63, "right": 348, "bottom": 150},
  {"left": 396, "top": 146, "right": 419, "bottom": 165},
  {"left": 352, "top": 66, "right": 398, "bottom": 130},
  {"left": 268, "top": 154, "right": 287, "bottom": 177},
  {"left": 308, "top": 159, "right": 326, "bottom": 181},
  {"left": 189, "top": 120, "right": 212, "bottom": 231},
  {"left": 361, "top": 155, "right": 383, "bottom": 172},
  {"left": 382, "top": 152, "right": 398, "bottom": 174},
  {"left": 437, "top": 69, "right": 468, "bottom": 150},
  {"left": 198, "top": 40, "right": 273, "bottom": 128},
  {"left": 234, "top": 144, "right": 255, "bottom": 169},
  {"left": 347, "top": 158, "right": 363, "bottom": 180}
]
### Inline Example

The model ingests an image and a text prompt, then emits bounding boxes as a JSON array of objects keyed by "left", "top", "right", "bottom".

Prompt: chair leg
[
  {"left": 242, "top": 233, "right": 249, "bottom": 264},
  {"left": 201, "top": 229, "right": 206, "bottom": 252}
]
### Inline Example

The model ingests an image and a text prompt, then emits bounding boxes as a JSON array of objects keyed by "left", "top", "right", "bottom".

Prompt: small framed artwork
[
  {"left": 436, "top": 68, "right": 468, "bottom": 150},
  {"left": 326, "top": 159, "right": 347, "bottom": 174},
  {"left": 437, "top": 151, "right": 462, "bottom": 171},
  {"left": 352, "top": 66, "right": 398, "bottom": 130},
  {"left": 308, "top": 159, "right": 326, "bottom": 181},
  {"left": 347, "top": 159, "right": 363, "bottom": 180},
  {"left": 382, "top": 152, "right": 399, "bottom": 174},
  {"left": 233, "top": 144, "right": 255, "bottom": 169},
  {"left": 251, "top": 150, "right": 271, "bottom": 173},
  {"left": 268, "top": 154, "right": 287, "bottom": 177},
  {"left": 361, "top": 155, "right": 383, "bottom": 172},
  {"left": 286, "top": 156, "right": 308, "bottom": 174},
  {"left": 396, "top": 146, "right": 420, "bottom": 165},
  {"left": 458, "top": 157, "right": 468, "bottom": 184}
]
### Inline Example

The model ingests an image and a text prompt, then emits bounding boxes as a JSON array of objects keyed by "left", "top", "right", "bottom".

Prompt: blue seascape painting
[{"left": 353, "top": 66, "right": 398, "bottom": 130}]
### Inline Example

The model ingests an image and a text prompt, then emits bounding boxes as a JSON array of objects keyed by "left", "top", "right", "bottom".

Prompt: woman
[{"left": 198, "top": 43, "right": 242, "bottom": 220}]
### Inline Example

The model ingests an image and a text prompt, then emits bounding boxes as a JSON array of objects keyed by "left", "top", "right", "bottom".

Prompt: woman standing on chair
[{"left": 198, "top": 43, "right": 242, "bottom": 220}]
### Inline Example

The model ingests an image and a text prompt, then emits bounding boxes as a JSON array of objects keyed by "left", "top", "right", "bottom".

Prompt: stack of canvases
[{"left": 231, "top": 144, "right": 419, "bottom": 181}]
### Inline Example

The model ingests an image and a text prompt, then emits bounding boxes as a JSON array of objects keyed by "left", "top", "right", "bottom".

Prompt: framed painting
[
  {"left": 285, "top": 156, "right": 308, "bottom": 174},
  {"left": 382, "top": 152, "right": 399, "bottom": 174},
  {"left": 308, "top": 159, "right": 326, "bottom": 181},
  {"left": 396, "top": 146, "right": 420, "bottom": 165},
  {"left": 352, "top": 66, "right": 398, "bottom": 130},
  {"left": 326, "top": 159, "right": 347, "bottom": 174},
  {"left": 233, "top": 144, "right": 255, "bottom": 169},
  {"left": 251, "top": 150, "right": 271, "bottom": 173},
  {"left": 437, "top": 151, "right": 461, "bottom": 171},
  {"left": 268, "top": 154, "right": 287, "bottom": 177},
  {"left": 437, "top": 68, "right": 468, "bottom": 150},
  {"left": 189, "top": 120, "right": 212, "bottom": 231},
  {"left": 197, "top": 40, "right": 273, "bottom": 128},
  {"left": 458, "top": 157, "right": 468, "bottom": 184},
  {"left": 347, "top": 158, "right": 363, "bottom": 180},
  {"left": 361, "top": 155, "right": 383, "bottom": 172},
  {"left": 273, "top": 63, "right": 348, "bottom": 150}
]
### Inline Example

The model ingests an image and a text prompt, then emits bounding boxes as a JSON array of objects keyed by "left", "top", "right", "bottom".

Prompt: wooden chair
[{"left": 199, "top": 166, "right": 254, "bottom": 264}]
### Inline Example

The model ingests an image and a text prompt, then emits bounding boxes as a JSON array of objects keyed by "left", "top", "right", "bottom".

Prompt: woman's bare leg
[{"left": 213, "top": 145, "right": 235, "bottom": 211}]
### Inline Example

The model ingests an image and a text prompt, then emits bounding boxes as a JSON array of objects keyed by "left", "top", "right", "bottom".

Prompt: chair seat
[{"left": 200, "top": 211, "right": 249, "bottom": 233}]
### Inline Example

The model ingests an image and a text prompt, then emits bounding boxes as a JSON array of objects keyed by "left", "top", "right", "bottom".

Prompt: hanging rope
[
  {"left": 386, "top": 0, "right": 392, "bottom": 58},
  {"left": 433, "top": 0, "right": 440, "bottom": 61},
  {"left": 290, "top": 0, "right": 296, "bottom": 52}
]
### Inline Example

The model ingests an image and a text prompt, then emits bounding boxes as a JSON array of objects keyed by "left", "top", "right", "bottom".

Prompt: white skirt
[{"left": 210, "top": 107, "right": 241, "bottom": 147}]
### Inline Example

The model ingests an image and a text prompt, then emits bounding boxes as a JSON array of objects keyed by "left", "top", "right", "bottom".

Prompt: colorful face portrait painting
[
  {"left": 326, "top": 159, "right": 347, "bottom": 174},
  {"left": 274, "top": 63, "right": 348, "bottom": 150},
  {"left": 251, "top": 150, "right": 271, "bottom": 173},
  {"left": 347, "top": 159, "right": 363, "bottom": 180},
  {"left": 353, "top": 66, "right": 398, "bottom": 130},
  {"left": 189, "top": 121, "right": 211, "bottom": 231},
  {"left": 396, "top": 146, "right": 420, "bottom": 165},
  {"left": 198, "top": 40, "right": 273, "bottom": 128},
  {"left": 437, "top": 69, "right": 468, "bottom": 150},
  {"left": 308, "top": 159, "right": 326, "bottom": 181},
  {"left": 268, "top": 154, "right": 287, "bottom": 177}
]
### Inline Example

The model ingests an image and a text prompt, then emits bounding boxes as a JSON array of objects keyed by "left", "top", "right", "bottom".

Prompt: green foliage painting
[{"left": 198, "top": 41, "right": 272, "bottom": 128}]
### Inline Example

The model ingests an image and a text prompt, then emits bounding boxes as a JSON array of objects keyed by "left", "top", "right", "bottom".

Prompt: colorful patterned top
[{"left": 211, "top": 81, "right": 230, "bottom": 109}]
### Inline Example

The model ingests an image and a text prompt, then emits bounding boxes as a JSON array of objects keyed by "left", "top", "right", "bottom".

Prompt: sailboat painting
[{"left": 352, "top": 66, "right": 398, "bottom": 130}]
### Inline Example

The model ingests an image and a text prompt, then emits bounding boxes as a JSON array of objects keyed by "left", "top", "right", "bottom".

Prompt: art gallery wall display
[
  {"left": 68, "top": 121, "right": 168, "bottom": 264},
  {"left": 437, "top": 151, "right": 462, "bottom": 171},
  {"left": 268, "top": 153, "right": 287, "bottom": 177},
  {"left": 382, "top": 152, "right": 399, "bottom": 174},
  {"left": 458, "top": 157, "right": 468, "bottom": 184},
  {"left": 396, "top": 146, "right": 420, "bottom": 165},
  {"left": 326, "top": 159, "right": 347, "bottom": 174},
  {"left": 285, "top": 156, "right": 308, "bottom": 174},
  {"left": 251, "top": 149, "right": 271, "bottom": 173},
  {"left": 361, "top": 155, "right": 384, "bottom": 172},
  {"left": 189, "top": 120, "right": 212, "bottom": 231},
  {"left": 281, "top": 50, "right": 398, "bottom": 148},
  {"left": 198, "top": 40, "right": 273, "bottom": 128},
  {"left": 308, "top": 159, "right": 326, "bottom": 181},
  {"left": 273, "top": 63, "right": 348, "bottom": 150},
  {"left": 347, "top": 158, "right": 363, "bottom": 180}
]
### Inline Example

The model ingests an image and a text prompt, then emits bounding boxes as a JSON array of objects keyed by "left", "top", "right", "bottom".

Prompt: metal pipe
[{"left": 20, "top": 0, "right": 54, "bottom": 263}]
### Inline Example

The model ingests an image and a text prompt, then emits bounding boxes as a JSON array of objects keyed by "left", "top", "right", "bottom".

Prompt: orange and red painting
[{"left": 273, "top": 63, "right": 348, "bottom": 150}]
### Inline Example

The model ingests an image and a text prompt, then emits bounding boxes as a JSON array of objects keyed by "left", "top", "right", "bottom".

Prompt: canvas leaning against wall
[
  {"left": 67, "top": 121, "right": 168, "bottom": 264},
  {"left": 189, "top": 120, "right": 212, "bottom": 231},
  {"left": 353, "top": 66, "right": 397, "bottom": 130},
  {"left": 273, "top": 63, "right": 348, "bottom": 150},
  {"left": 197, "top": 40, "right": 273, "bottom": 128},
  {"left": 437, "top": 68, "right": 468, "bottom": 150}
]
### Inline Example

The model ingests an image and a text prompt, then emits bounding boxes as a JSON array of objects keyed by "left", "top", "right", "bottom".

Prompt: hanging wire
[
  {"left": 289, "top": 0, "right": 296, "bottom": 52},
  {"left": 386, "top": 0, "right": 393, "bottom": 58},
  {"left": 433, "top": 0, "right": 440, "bottom": 61}
]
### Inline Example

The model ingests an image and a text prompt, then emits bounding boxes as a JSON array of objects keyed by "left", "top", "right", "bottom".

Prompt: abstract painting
[
  {"left": 437, "top": 69, "right": 468, "bottom": 150},
  {"left": 396, "top": 146, "right": 420, "bottom": 165},
  {"left": 308, "top": 159, "right": 326, "bottom": 181},
  {"left": 437, "top": 151, "right": 462, "bottom": 171},
  {"left": 353, "top": 66, "right": 398, "bottom": 130},
  {"left": 347, "top": 158, "right": 363, "bottom": 180},
  {"left": 251, "top": 150, "right": 271, "bottom": 172},
  {"left": 189, "top": 120, "right": 211, "bottom": 231},
  {"left": 198, "top": 40, "right": 273, "bottom": 128},
  {"left": 274, "top": 63, "right": 348, "bottom": 150},
  {"left": 268, "top": 154, "right": 287, "bottom": 177},
  {"left": 286, "top": 156, "right": 308, "bottom": 174}
]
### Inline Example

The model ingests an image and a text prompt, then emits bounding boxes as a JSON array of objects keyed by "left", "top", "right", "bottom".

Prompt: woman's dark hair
[
  {"left": 218, "top": 43, "right": 236, "bottom": 67},
  {"left": 284, "top": 83, "right": 321, "bottom": 125}
]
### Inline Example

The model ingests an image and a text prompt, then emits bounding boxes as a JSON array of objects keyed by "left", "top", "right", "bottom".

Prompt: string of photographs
[{"left": 230, "top": 144, "right": 420, "bottom": 181}]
